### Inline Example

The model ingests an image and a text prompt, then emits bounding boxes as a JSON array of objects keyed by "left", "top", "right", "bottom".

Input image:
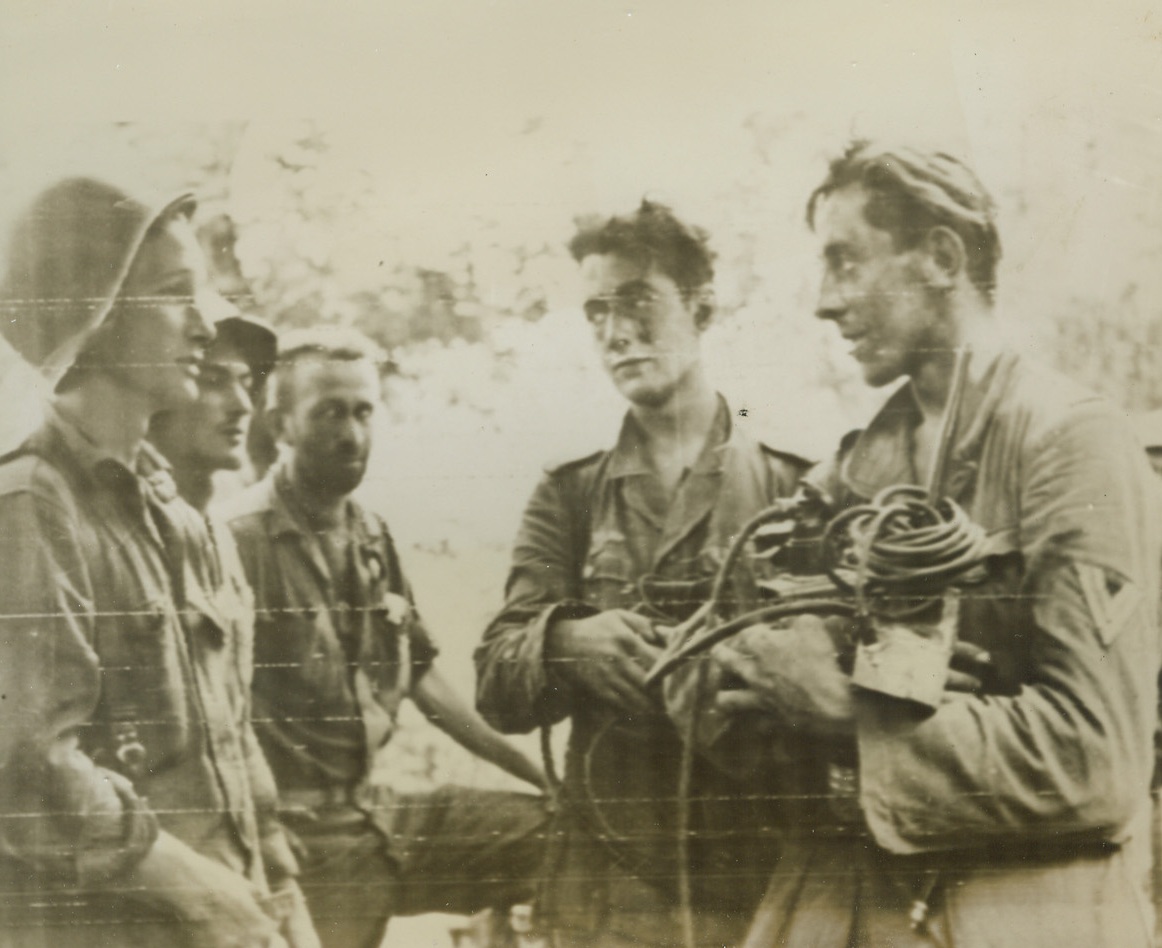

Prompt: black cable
[{"left": 645, "top": 597, "right": 855, "bottom": 686}]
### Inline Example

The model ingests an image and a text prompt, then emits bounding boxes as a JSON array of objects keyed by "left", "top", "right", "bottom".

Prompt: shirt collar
[
  {"left": 44, "top": 404, "right": 179, "bottom": 501},
  {"left": 607, "top": 393, "right": 734, "bottom": 480},
  {"left": 841, "top": 348, "right": 1019, "bottom": 500},
  {"left": 268, "top": 460, "right": 374, "bottom": 545}
]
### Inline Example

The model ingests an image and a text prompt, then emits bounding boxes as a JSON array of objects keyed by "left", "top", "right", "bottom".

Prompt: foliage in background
[{"left": 1, "top": 117, "right": 1160, "bottom": 543}]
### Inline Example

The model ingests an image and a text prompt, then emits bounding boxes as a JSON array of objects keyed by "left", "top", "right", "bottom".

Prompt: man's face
[
  {"left": 580, "top": 253, "right": 705, "bottom": 408},
  {"left": 101, "top": 217, "right": 214, "bottom": 409},
  {"left": 280, "top": 357, "right": 379, "bottom": 499},
  {"left": 152, "top": 337, "right": 254, "bottom": 474},
  {"left": 813, "top": 184, "right": 942, "bottom": 388}
]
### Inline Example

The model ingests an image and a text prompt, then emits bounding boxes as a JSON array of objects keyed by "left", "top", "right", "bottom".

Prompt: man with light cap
[
  {"left": 0, "top": 176, "right": 297, "bottom": 947},
  {"left": 226, "top": 325, "right": 549, "bottom": 948},
  {"left": 686, "top": 141, "right": 1162, "bottom": 946}
]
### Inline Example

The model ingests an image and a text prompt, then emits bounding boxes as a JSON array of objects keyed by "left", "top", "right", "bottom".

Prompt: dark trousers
[{"left": 284, "top": 785, "right": 548, "bottom": 948}]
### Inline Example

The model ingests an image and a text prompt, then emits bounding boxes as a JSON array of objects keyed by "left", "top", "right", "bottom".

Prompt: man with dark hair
[
  {"left": 225, "top": 326, "right": 548, "bottom": 948},
  {"left": 805, "top": 142, "right": 1002, "bottom": 302},
  {"left": 149, "top": 313, "right": 320, "bottom": 947},
  {"left": 475, "top": 201, "right": 812, "bottom": 946},
  {"left": 150, "top": 313, "right": 278, "bottom": 508},
  {"left": 568, "top": 198, "right": 717, "bottom": 295},
  {"left": 703, "top": 141, "right": 1161, "bottom": 945},
  {"left": 0, "top": 177, "right": 293, "bottom": 947}
]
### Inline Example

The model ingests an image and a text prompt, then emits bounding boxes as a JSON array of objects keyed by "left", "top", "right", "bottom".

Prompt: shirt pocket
[
  {"left": 252, "top": 599, "right": 351, "bottom": 711},
  {"left": 183, "top": 583, "right": 250, "bottom": 726},
  {"left": 582, "top": 531, "right": 636, "bottom": 609},
  {"left": 93, "top": 595, "right": 192, "bottom": 778}
]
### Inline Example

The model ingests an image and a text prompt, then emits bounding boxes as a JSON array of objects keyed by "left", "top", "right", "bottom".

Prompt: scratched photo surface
[{"left": 0, "top": 1, "right": 1160, "bottom": 946}]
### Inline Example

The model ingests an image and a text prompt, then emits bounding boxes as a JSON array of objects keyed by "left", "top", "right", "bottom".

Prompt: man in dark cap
[
  {"left": 474, "top": 200, "right": 812, "bottom": 947},
  {"left": 149, "top": 311, "right": 320, "bottom": 947},
  {"left": 150, "top": 312, "right": 278, "bottom": 509},
  {"left": 0, "top": 176, "right": 296, "bottom": 947},
  {"left": 700, "top": 142, "right": 1161, "bottom": 946}
]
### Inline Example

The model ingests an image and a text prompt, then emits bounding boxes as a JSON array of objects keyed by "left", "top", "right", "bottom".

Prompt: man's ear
[
  {"left": 690, "top": 287, "right": 715, "bottom": 330},
  {"left": 920, "top": 226, "right": 966, "bottom": 292},
  {"left": 266, "top": 405, "right": 292, "bottom": 447}
]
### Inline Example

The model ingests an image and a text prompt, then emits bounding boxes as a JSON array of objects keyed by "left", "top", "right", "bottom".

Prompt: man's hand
[
  {"left": 268, "top": 878, "right": 321, "bottom": 948},
  {"left": 548, "top": 610, "right": 664, "bottom": 717},
  {"left": 127, "top": 831, "right": 287, "bottom": 948},
  {"left": 711, "top": 617, "right": 855, "bottom": 738},
  {"left": 947, "top": 639, "right": 992, "bottom": 695}
]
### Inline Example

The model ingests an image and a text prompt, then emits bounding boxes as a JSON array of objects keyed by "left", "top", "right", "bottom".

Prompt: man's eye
[
  {"left": 354, "top": 405, "right": 374, "bottom": 422},
  {"left": 584, "top": 300, "right": 611, "bottom": 324}
]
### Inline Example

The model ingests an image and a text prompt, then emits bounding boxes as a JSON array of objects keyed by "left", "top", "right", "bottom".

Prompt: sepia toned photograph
[{"left": 0, "top": 1, "right": 1160, "bottom": 945}]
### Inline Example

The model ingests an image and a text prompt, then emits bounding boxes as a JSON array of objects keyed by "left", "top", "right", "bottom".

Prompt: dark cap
[{"left": 212, "top": 312, "right": 278, "bottom": 380}]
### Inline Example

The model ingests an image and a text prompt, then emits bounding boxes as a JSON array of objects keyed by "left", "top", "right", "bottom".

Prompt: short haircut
[
  {"left": 270, "top": 325, "right": 385, "bottom": 411},
  {"left": 568, "top": 199, "right": 715, "bottom": 293},
  {"left": 806, "top": 140, "right": 1002, "bottom": 301}
]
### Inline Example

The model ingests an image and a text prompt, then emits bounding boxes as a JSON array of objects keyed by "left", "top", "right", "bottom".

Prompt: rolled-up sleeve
[
  {"left": 858, "top": 403, "right": 1162, "bottom": 853},
  {"left": 0, "top": 481, "right": 158, "bottom": 885},
  {"left": 474, "top": 472, "right": 596, "bottom": 734}
]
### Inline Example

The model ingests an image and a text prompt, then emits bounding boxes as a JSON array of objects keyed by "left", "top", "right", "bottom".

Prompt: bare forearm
[{"left": 414, "top": 666, "right": 546, "bottom": 789}]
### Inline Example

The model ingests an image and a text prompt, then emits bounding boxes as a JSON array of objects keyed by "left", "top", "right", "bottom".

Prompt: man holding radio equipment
[
  {"left": 474, "top": 200, "right": 812, "bottom": 947},
  {"left": 690, "top": 142, "right": 1162, "bottom": 946}
]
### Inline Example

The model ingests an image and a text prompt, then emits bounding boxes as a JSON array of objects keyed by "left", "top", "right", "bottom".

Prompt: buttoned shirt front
[
  {"left": 476, "top": 398, "right": 810, "bottom": 931},
  {"left": 810, "top": 351, "right": 1162, "bottom": 854},
  {"left": 0, "top": 408, "right": 266, "bottom": 907},
  {"left": 743, "top": 350, "right": 1162, "bottom": 947},
  {"left": 227, "top": 465, "right": 439, "bottom": 793}
]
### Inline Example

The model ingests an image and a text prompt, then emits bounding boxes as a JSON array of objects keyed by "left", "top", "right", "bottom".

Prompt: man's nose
[
  {"left": 337, "top": 415, "right": 371, "bottom": 449},
  {"left": 814, "top": 270, "right": 846, "bottom": 322},
  {"left": 226, "top": 379, "right": 253, "bottom": 416},
  {"left": 599, "top": 310, "right": 636, "bottom": 351},
  {"left": 185, "top": 300, "right": 214, "bottom": 345}
]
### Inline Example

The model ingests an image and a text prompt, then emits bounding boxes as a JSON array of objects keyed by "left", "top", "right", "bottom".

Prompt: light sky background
[{"left": 1, "top": 0, "right": 1160, "bottom": 540}]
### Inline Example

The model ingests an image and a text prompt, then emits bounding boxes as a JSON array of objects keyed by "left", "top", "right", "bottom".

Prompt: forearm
[
  {"left": 120, "top": 831, "right": 284, "bottom": 948},
  {"left": 240, "top": 722, "right": 300, "bottom": 883},
  {"left": 476, "top": 471, "right": 592, "bottom": 733},
  {"left": 858, "top": 593, "right": 1156, "bottom": 851},
  {"left": 476, "top": 598, "right": 595, "bottom": 733},
  {"left": 0, "top": 622, "right": 157, "bottom": 882},
  {"left": 416, "top": 666, "right": 546, "bottom": 789},
  {"left": 860, "top": 404, "right": 1162, "bottom": 851},
  {"left": 121, "top": 831, "right": 244, "bottom": 916}
]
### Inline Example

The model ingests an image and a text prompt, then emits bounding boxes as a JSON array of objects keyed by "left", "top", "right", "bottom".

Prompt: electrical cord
[
  {"left": 647, "top": 482, "right": 987, "bottom": 948},
  {"left": 822, "top": 484, "right": 988, "bottom": 620},
  {"left": 646, "top": 487, "right": 987, "bottom": 685},
  {"left": 541, "top": 355, "right": 983, "bottom": 947}
]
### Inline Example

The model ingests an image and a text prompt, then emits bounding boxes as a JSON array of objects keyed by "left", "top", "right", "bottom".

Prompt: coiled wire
[{"left": 823, "top": 483, "right": 988, "bottom": 620}]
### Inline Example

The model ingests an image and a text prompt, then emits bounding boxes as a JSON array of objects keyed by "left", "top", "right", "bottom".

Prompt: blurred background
[{"left": 1, "top": 0, "right": 1159, "bottom": 942}]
